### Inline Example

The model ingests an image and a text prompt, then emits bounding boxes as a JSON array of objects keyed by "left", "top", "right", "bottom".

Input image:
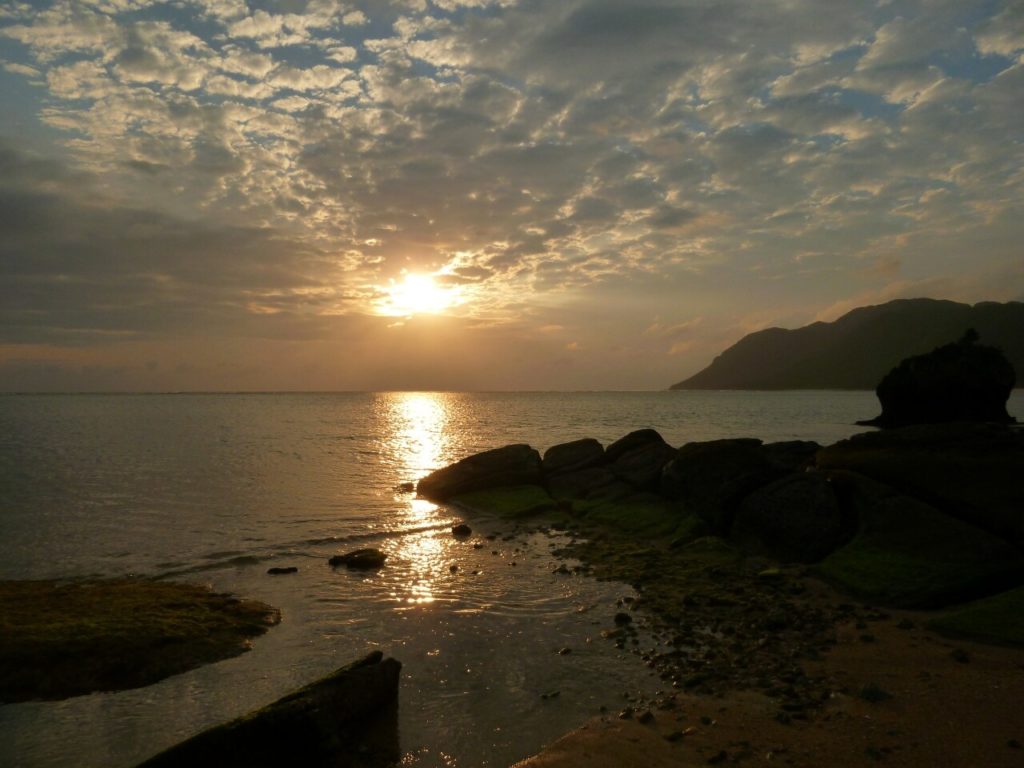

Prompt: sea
[{"left": 2, "top": 390, "right": 1022, "bottom": 768}]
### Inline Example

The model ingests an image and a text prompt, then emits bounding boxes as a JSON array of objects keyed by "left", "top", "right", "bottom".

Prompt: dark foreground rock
[
  {"left": 816, "top": 471, "right": 1024, "bottom": 607},
  {"left": 0, "top": 579, "right": 280, "bottom": 703},
  {"left": 817, "top": 423, "right": 1024, "bottom": 544},
  {"left": 137, "top": 651, "right": 401, "bottom": 768},
  {"left": 859, "top": 330, "right": 1016, "bottom": 427},
  {"left": 731, "top": 473, "right": 847, "bottom": 563}
]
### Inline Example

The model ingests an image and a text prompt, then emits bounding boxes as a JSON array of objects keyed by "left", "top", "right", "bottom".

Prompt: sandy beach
[{"left": 515, "top": 577, "right": 1024, "bottom": 767}]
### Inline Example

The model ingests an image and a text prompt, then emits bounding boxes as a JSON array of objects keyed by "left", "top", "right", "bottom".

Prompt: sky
[{"left": 1, "top": 0, "right": 1022, "bottom": 391}]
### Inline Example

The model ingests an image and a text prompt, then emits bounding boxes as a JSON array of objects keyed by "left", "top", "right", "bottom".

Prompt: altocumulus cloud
[{"left": 0, "top": 0, "right": 1022, "bottom": 390}]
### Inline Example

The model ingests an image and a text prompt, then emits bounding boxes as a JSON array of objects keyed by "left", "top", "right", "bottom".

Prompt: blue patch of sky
[
  {"left": 824, "top": 87, "right": 903, "bottom": 122},
  {"left": 934, "top": 50, "right": 1015, "bottom": 82}
]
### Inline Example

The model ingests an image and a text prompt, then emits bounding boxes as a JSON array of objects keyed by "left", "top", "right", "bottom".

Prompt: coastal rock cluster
[
  {"left": 417, "top": 422, "right": 1024, "bottom": 614},
  {"left": 417, "top": 420, "right": 1024, "bottom": 722}
]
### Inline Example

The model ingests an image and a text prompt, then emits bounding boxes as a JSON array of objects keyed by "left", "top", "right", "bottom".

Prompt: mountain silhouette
[{"left": 670, "top": 299, "right": 1024, "bottom": 390}]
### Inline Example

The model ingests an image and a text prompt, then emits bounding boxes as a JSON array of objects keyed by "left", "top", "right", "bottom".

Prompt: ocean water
[{"left": 1, "top": 391, "right": 1021, "bottom": 767}]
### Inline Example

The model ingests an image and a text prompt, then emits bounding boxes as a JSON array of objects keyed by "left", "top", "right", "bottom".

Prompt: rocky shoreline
[
  {"left": 8, "top": 417, "right": 1023, "bottom": 766},
  {"left": 417, "top": 419, "right": 1024, "bottom": 765}
]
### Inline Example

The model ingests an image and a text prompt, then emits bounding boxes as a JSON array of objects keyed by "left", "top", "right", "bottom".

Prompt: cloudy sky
[{"left": 1, "top": 0, "right": 1022, "bottom": 391}]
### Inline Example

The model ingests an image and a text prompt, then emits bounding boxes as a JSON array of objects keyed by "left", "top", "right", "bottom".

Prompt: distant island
[{"left": 670, "top": 298, "right": 1024, "bottom": 390}]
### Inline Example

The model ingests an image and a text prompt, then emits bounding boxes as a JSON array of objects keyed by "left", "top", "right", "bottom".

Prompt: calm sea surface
[{"left": 2, "top": 391, "right": 1021, "bottom": 767}]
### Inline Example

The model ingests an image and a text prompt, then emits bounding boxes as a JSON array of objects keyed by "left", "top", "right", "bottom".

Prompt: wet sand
[{"left": 515, "top": 581, "right": 1024, "bottom": 767}]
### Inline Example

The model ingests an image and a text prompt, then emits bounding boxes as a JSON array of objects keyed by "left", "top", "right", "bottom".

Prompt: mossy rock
[
  {"left": 573, "top": 493, "right": 681, "bottom": 537},
  {"left": 816, "top": 472, "right": 1024, "bottom": 608},
  {"left": 816, "top": 423, "right": 1024, "bottom": 544},
  {"left": 450, "top": 484, "right": 557, "bottom": 518},
  {"left": 927, "top": 586, "right": 1024, "bottom": 646},
  {"left": 0, "top": 579, "right": 280, "bottom": 703}
]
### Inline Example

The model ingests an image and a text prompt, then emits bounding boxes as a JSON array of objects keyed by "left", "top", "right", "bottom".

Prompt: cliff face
[{"left": 670, "top": 299, "right": 1024, "bottom": 390}]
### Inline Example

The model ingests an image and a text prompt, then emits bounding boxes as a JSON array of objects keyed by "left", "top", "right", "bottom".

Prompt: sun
[{"left": 379, "top": 273, "right": 458, "bottom": 316}]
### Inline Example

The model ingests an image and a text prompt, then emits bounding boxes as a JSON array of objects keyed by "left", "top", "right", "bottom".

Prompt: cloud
[{"left": 0, "top": 0, "right": 1022, "bottom": 389}]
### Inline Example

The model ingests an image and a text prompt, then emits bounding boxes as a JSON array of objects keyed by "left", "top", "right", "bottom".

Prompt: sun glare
[{"left": 379, "top": 273, "right": 458, "bottom": 317}]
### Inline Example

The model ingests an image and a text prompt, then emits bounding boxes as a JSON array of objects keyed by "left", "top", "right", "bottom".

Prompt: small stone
[
  {"left": 618, "top": 708, "right": 634, "bottom": 720},
  {"left": 449, "top": 564, "right": 459, "bottom": 573},
  {"left": 614, "top": 612, "right": 632, "bottom": 625},
  {"left": 541, "top": 690, "right": 560, "bottom": 700},
  {"left": 452, "top": 523, "right": 472, "bottom": 537},
  {"left": 266, "top": 566, "right": 298, "bottom": 575},
  {"left": 473, "top": 542, "right": 483, "bottom": 549},
  {"left": 329, "top": 548, "right": 386, "bottom": 569},
  {"left": 707, "top": 750, "right": 728, "bottom": 764},
  {"left": 637, "top": 710, "right": 655, "bottom": 724},
  {"left": 558, "top": 647, "right": 572, "bottom": 655},
  {"left": 664, "top": 730, "right": 685, "bottom": 742},
  {"left": 951, "top": 648, "right": 970, "bottom": 663},
  {"left": 1008, "top": 739, "right": 1022, "bottom": 749}
]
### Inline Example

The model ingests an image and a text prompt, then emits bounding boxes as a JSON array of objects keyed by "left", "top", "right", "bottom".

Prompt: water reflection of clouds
[{"left": 381, "top": 393, "right": 458, "bottom": 608}]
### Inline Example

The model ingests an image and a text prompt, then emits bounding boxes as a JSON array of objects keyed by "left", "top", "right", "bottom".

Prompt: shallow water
[{"left": 1, "top": 391, "right": 1021, "bottom": 767}]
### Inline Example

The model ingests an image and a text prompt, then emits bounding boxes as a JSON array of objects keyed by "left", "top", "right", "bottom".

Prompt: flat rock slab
[
  {"left": 137, "top": 651, "right": 402, "bottom": 768},
  {"left": 0, "top": 578, "right": 280, "bottom": 703}
]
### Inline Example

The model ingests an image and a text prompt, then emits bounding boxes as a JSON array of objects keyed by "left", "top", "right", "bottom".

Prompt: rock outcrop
[
  {"left": 136, "top": 651, "right": 401, "bottom": 768},
  {"left": 417, "top": 444, "right": 542, "bottom": 501},
  {"left": 418, "top": 421, "right": 1024, "bottom": 612},
  {"left": 859, "top": 329, "right": 1016, "bottom": 427}
]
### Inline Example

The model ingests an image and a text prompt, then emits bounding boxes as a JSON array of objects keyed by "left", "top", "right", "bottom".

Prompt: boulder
[
  {"left": 816, "top": 471, "right": 1024, "bottom": 608},
  {"left": 136, "top": 651, "right": 401, "bottom": 768},
  {"left": 546, "top": 465, "right": 626, "bottom": 501},
  {"left": 660, "top": 439, "right": 782, "bottom": 532},
  {"left": 763, "top": 440, "right": 820, "bottom": 472},
  {"left": 542, "top": 438, "right": 605, "bottom": 476},
  {"left": 609, "top": 439, "right": 676, "bottom": 492},
  {"left": 329, "top": 549, "right": 387, "bottom": 569},
  {"left": 605, "top": 429, "right": 667, "bottom": 463},
  {"left": 817, "top": 423, "right": 1024, "bottom": 544},
  {"left": 417, "top": 444, "right": 542, "bottom": 502},
  {"left": 731, "top": 473, "right": 847, "bottom": 563},
  {"left": 859, "top": 329, "right": 1016, "bottom": 427}
]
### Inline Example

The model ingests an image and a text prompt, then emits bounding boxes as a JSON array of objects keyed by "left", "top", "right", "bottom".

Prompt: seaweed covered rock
[
  {"left": 731, "top": 473, "right": 847, "bottom": 563},
  {"left": 816, "top": 471, "right": 1024, "bottom": 608},
  {"left": 0, "top": 579, "right": 279, "bottom": 704},
  {"left": 860, "top": 329, "right": 1016, "bottom": 427},
  {"left": 817, "top": 423, "right": 1024, "bottom": 544},
  {"left": 137, "top": 652, "right": 401, "bottom": 768},
  {"left": 417, "top": 444, "right": 542, "bottom": 502}
]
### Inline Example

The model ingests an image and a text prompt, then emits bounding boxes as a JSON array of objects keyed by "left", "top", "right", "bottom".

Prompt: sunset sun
[{"left": 379, "top": 273, "right": 459, "bottom": 317}]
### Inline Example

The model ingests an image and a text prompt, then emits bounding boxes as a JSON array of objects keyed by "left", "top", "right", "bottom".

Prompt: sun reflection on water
[{"left": 380, "top": 392, "right": 460, "bottom": 608}]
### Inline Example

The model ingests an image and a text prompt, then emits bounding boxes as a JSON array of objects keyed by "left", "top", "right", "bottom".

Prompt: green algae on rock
[
  {"left": 815, "top": 472, "right": 1024, "bottom": 608},
  {"left": 928, "top": 586, "right": 1024, "bottom": 646},
  {"left": 0, "top": 578, "right": 280, "bottom": 703}
]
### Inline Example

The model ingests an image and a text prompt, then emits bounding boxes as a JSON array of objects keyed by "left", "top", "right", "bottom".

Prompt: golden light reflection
[{"left": 382, "top": 392, "right": 458, "bottom": 608}]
